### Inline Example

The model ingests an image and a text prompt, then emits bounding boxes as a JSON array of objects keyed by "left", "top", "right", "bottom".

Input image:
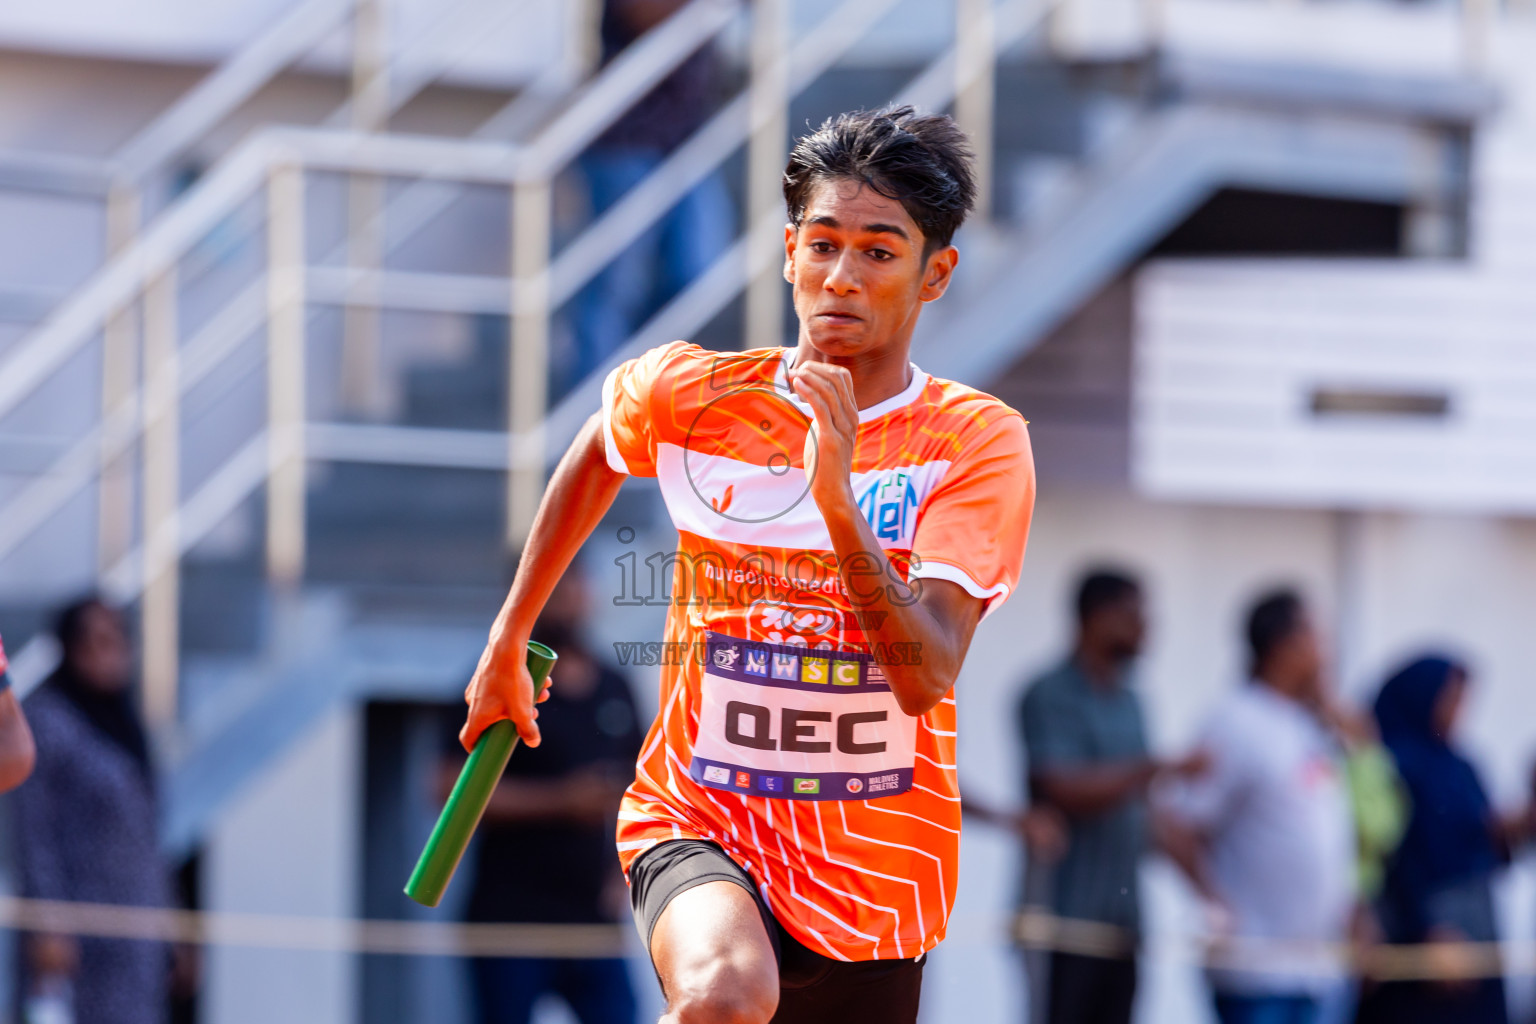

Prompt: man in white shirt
[{"left": 1161, "top": 590, "right": 1356, "bottom": 1024}]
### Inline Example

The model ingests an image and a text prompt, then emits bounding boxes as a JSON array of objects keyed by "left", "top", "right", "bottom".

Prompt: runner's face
[{"left": 784, "top": 179, "right": 956, "bottom": 359}]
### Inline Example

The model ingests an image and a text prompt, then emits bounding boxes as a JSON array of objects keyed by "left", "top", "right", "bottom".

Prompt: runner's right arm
[{"left": 460, "top": 412, "right": 626, "bottom": 751}]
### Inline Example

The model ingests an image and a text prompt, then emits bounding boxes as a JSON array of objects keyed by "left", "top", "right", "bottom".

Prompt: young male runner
[{"left": 461, "top": 106, "right": 1036, "bottom": 1023}]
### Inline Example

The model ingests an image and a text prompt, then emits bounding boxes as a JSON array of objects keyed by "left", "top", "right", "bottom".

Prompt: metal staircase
[{"left": 912, "top": 54, "right": 1491, "bottom": 386}]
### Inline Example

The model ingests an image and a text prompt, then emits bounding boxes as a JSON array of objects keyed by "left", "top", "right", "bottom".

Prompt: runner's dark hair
[{"left": 783, "top": 105, "right": 977, "bottom": 253}]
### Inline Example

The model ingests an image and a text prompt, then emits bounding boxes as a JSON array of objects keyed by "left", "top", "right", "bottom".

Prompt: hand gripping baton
[{"left": 404, "top": 641, "right": 557, "bottom": 907}]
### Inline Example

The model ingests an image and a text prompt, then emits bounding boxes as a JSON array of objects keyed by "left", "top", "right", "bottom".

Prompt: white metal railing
[
  {"left": 0, "top": 0, "right": 737, "bottom": 730},
  {"left": 0, "top": 0, "right": 595, "bottom": 579},
  {"left": 0, "top": 0, "right": 597, "bottom": 201},
  {"left": 0, "top": 0, "right": 1056, "bottom": 736},
  {"left": 0, "top": 0, "right": 731, "bottom": 423}
]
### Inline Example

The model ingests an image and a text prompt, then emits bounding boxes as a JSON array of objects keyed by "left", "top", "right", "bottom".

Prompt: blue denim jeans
[
  {"left": 570, "top": 149, "right": 734, "bottom": 393},
  {"left": 472, "top": 956, "right": 637, "bottom": 1024},
  {"left": 1213, "top": 993, "right": 1320, "bottom": 1024}
]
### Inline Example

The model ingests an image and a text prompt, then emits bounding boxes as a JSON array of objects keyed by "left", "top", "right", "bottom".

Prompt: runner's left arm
[{"left": 790, "top": 362, "right": 987, "bottom": 717}]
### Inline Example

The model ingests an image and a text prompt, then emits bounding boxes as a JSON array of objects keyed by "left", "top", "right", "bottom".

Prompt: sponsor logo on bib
[
  {"left": 734, "top": 771, "right": 752, "bottom": 789},
  {"left": 846, "top": 777, "right": 864, "bottom": 794},
  {"left": 794, "top": 778, "right": 820, "bottom": 794},
  {"left": 703, "top": 765, "right": 730, "bottom": 785}
]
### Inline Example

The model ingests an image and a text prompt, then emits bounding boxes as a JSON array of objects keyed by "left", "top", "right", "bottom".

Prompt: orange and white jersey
[{"left": 605, "top": 341, "right": 1035, "bottom": 961}]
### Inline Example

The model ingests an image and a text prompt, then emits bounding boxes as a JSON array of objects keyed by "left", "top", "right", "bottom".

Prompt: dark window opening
[
  {"left": 1310, "top": 387, "right": 1451, "bottom": 419},
  {"left": 1150, "top": 187, "right": 1404, "bottom": 256}
]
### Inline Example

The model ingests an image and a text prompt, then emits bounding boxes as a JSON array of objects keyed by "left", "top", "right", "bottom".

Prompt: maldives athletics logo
[{"left": 845, "top": 777, "right": 864, "bottom": 794}]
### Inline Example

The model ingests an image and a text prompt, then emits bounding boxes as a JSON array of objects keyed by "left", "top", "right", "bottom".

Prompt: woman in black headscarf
[
  {"left": 1355, "top": 655, "right": 1528, "bottom": 1024},
  {"left": 15, "top": 598, "right": 171, "bottom": 1024}
]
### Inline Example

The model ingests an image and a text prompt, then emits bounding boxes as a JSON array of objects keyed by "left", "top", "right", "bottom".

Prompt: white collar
[{"left": 774, "top": 347, "right": 929, "bottom": 424}]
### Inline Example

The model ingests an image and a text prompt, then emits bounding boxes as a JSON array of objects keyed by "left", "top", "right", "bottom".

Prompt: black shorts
[{"left": 629, "top": 839, "right": 925, "bottom": 1024}]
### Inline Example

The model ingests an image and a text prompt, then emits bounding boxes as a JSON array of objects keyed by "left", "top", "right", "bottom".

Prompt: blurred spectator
[
  {"left": 442, "top": 570, "right": 643, "bottom": 1024},
  {"left": 1312, "top": 711, "right": 1407, "bottom": 1024},
  {"left": 1016, "top": 569, "right": 1204, "bottom": 1024},
  {"left": 0, "top": 632, "right": 36, "bottom": 791},
  {"left": 1161, "top": 590, "right": 1356, "bottom": 1024},
  {"left": 962, "top": 797, "right": 1069, "bottom": 864},
  {"left": 567, "top": 0, "right": 733, "bottom": 393},
  {"left": 959, "top": 794, "right": 1067, "bottom": 1024},
  {"left": 1353, "top": 655, "right": 1530, "bottom": 1024},
  {"left": 14, "top": 598, "right": 173, "bottom": 1024}
]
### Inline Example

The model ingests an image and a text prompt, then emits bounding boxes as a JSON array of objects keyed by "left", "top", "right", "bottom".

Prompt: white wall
[
  {"left": 1134, "top": 20, "right": 1536, "bottom": 517},
  {"left": 204, "top": 706, "right": 362, "bottom": 1024}
]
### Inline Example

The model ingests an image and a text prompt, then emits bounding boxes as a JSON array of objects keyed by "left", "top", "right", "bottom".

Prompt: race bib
[{"left": 689, "top": 632, "right": 917, "bottom": 800}]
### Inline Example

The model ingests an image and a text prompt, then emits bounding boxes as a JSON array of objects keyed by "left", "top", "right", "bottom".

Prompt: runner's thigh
[{"left": 651, "top": 879, "right": 780, "bottom": 1018}]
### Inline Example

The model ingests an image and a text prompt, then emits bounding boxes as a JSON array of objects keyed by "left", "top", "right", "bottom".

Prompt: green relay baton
[{"left": 404, "top": 641, "right": 558, "bottom": 907}]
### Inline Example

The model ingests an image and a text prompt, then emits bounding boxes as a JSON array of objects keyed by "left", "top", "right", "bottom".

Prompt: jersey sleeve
[
  {"left": 601, "top": 340, "right": 693, "bottom": 477},
  {"left": 909, "top": 410, "right": 1035, "bottom": 619}
]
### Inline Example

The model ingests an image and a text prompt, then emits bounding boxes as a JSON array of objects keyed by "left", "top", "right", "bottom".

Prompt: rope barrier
[
  {"left": 1010, "top": 908, "right": 1536, "bottom": 982},
  {"left": 4, "top": 895, "right": 1533, "bottom": 979},
  {"left": 0, "top": 897, "right": 628, "bottom": 959}
]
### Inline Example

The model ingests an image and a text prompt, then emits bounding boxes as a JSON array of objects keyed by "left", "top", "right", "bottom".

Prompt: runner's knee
[{"left": 667, "top": 953, "right": 778, "bottom": 1024}]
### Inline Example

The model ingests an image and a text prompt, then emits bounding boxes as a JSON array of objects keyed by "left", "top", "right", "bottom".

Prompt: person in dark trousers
[
  {"left": 15, "top": 598, "right": 173, "bottom": 1024},
  {"left": 1019, "top": 569, "right": 1204, "bottom": 1024},
  {"left": 569, "top": 0, "right": 733, "bottom": 392},
  {"left": 445, "top": 570, "right": 644, "bottom": 1024},
  {"left": 1354, "top": 655, "right": 1531, "bottom": 1024}
]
